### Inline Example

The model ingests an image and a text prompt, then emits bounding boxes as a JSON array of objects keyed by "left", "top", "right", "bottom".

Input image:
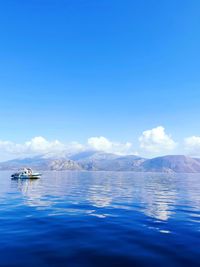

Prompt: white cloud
[
  {"left": 0, "top": 140, "right": 17, "bottom": 154},
  {"left": 24, "top": 136, "right": 65, "bottom": 154},
  {"left": 87, "top": 136, "right": 134, "bottom": 155},
  {"left": 0, "top": 136, "right": 135, "bottom": 161},
  {"left": 0, "top": 137, "right": 67, "bottom": 160},
  {"left": 139, "top": 126, "right": 177, "bottom": 155},
  {"left": 184, "top": 136, "right": 200, "bottom": 156},
  {"left": 88, "top": 137, "right": 112, "bottom": 151}
]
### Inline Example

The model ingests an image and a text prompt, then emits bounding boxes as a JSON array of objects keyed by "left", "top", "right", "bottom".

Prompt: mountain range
[{"left": 1, "top": 151, "right": 200, "bottom": 173}]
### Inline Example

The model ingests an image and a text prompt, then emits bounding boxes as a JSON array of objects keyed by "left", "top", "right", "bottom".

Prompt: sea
[{"left": 0, "top": 171, "right": 200, "bottom": 267}]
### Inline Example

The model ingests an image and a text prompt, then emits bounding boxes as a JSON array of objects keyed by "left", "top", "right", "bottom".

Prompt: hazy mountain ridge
[
  {"left": 140, "top": 155, "right": 200, "bottom": 173},
  {"left": 1, "top": 152, "right": 200, "bottom": 173},
  {"left": 71, "top": 151, "right": 144, "bottom": 171}
]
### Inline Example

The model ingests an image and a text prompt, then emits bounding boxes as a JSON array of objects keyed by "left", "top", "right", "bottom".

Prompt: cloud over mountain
[
  {"left": 87, "top": 136, "right": 134, "bottom": 155},
  {"left": 139, "top": 126, "right": 177, "bottom": 155},
  {"left": 0, "top": 136, "right": 135, "bottom": 161},
  {"left": 184, "top": 136, "right": 200, "bottom": 156},
  {"left": 0, "top": 137, "right": 66, "bottom": 160},
  {"left": 1, "top": 126, "right": 200, "bottom": 161}
]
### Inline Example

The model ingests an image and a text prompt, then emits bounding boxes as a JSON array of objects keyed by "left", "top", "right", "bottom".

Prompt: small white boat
[{"left": 11, "top": 168, "right": 42, "bottom": 179}]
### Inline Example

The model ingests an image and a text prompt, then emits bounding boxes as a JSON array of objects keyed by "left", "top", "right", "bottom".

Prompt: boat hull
[{"left": 11, "top": 173, "right": 41, "bottom": 179}]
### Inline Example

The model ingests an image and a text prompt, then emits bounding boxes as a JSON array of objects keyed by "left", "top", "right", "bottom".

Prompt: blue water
[{"left": 0, "top": 171, "right": 200, "bottom": 267}]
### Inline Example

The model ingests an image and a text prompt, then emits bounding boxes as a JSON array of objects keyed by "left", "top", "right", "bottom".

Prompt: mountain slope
[
  {"left": 140, "top": 155, "right": 200, "bottom": 173},
  {"left": 72, "top": 151, "right": 144, "bottom": 171},
  {"left": 0, "top": 156, "right": 82, "bottom": 171},
  {"left": 1, "top": 153, "right": 200, "bottom": 173},
  {"left": 0, "top": 156, "right": 52, "bottom": 171}
]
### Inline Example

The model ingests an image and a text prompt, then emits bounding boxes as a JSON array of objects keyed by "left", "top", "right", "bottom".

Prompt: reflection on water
[
  {"left": 7, "top": 171, "right": 200, "bottom": 222},
  {"left": 0, "top": 171, "right": 200, "bottom": 267},
  {"left": 140, "top": 176, "right": 177, "bottom": 221}
]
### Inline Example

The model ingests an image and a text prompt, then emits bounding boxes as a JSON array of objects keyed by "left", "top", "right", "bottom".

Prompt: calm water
[{"left": 0, "top": 171, "right": 200, "bottom": 267}]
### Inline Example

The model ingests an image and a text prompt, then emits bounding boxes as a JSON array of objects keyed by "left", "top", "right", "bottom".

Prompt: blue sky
[{"left": 0, "top": 0, "right": 200, "bottom": 159}]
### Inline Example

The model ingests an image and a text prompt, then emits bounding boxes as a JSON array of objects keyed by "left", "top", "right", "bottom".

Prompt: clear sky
[{"left": 0, "top": 0, "right": 200, "bottom": 159}]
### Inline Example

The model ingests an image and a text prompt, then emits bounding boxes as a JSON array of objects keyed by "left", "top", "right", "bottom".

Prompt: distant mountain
[
  {"left": 49, "top": 159, "right": 83, "bottom": 171},
  {"left": 140, "top": 155, "right": 200, "bottom": 173},
  {"left": 0, "top": 156, "right": 52, "bottom": 171},
  {"left": 1, "top": 152, "right": 200, "bottom": 173},
  {"left": 70, "top": 151, "right": 143, "bottom": 171},
  {"left": 0, "top": 156, "right": 82, "bottom": 171}
]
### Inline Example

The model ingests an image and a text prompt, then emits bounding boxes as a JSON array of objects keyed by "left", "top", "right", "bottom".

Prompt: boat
[{"left": 11, "top": 168, "right": 42, "bottom": 179}]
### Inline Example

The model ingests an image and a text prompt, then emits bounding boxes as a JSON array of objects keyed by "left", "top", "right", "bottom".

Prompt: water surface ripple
[{"left": 0, "top": 171, "right": 200, "bottom": 266}]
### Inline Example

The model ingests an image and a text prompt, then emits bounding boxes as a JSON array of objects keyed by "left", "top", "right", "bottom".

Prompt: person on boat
[
  {"left": 22, "top": 168, "right": 30, "bottom": 175},
  {"left": 27, "top": 168, "right": 33, "bottom": 175}
]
